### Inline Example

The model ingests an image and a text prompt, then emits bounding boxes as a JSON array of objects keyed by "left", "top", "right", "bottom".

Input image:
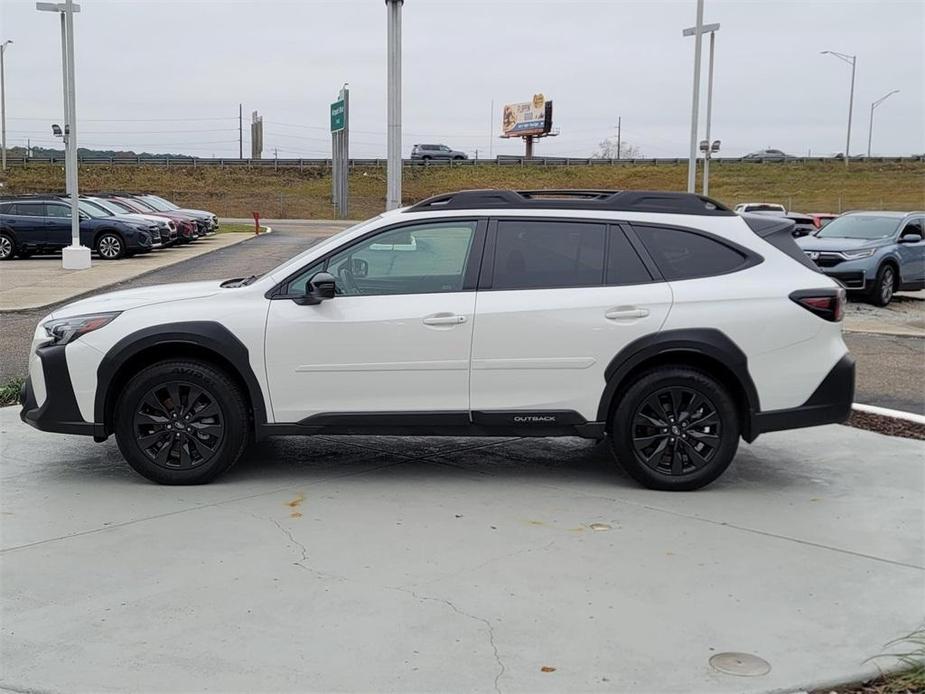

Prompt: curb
[
  {"left": 844, "top": 327, "right": 925, "bottom": 339},
  {"left": 0, "top": 232, "right": 261, "bottom": 315},
  {"left": 852, "top": 402, "right": 925, "bottom": 425}
]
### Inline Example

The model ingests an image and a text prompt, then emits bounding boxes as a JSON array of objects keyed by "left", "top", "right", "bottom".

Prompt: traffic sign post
[{"left": 330, "top": 89, "right": 349, "bottom": 218}]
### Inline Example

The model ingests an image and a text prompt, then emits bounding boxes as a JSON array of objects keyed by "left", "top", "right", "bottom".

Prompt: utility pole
[
  {"left": 616, "top": 116, "right": 621, "bottom": 159},
  {"left": 686, "top": 0, "right": 705, "bottom": 193},
  {"left": 251, "top": 110, "right": 263, "bottom": 159},
  {"left": 867, "top": 89, "right": 899, "bottom": 157},
  {"left": 703, "top": 28, "right": 717, "bottom": 195},
  {"left": 385, "top": 0, "right": 403, "bottom": 210},
  {"left": 0, "top": 40, "right": 11, "bottom": 171},
  {"left": 489, "top": 98, "right": 494, "bottom": 160},
  {"left": 821, "top": 50, "right": 856, "bottom": 168},
  {"left": 238, "top": 103, "right": 243, "bottom": 159}
]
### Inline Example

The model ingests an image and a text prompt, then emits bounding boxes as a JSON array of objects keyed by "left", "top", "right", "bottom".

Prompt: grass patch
[
  {"left": 216, "top": 222, "right": 264, "bottom": 234},
  {"left": 0, "top": 377, "right": 24, "bottom": 407},
  {"left": 2, "top": 161, "right": 922, "bottom": 220}
]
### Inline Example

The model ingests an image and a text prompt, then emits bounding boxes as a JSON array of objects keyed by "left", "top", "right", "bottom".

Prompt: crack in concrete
[
  {"left": 251, "top": 511, "right": 345, "bottom": 582},
  {"left": 389, "top": 586, "right": 505, "bottom": 694}
]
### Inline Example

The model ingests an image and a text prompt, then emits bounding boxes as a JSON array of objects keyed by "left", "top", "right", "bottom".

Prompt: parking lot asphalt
[
  {"left": 1, "top": 407, "right": 921, "bottom": 693},
  {"left": 1, "top": 219, "right": 922, "bottom": 415}
]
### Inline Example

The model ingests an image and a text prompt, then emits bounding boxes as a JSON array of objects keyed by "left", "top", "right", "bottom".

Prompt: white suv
[{"left": 20, "top": 190, "right": 854, "bottom": 490}]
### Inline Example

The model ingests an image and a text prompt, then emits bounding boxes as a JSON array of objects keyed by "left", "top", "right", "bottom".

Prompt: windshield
[
  {"left": 86, "top": 198, "right": 123, "bottom": 215},
  {"left": 816, "top": 215, "right": 899, "bottom": 240},
  {"left": 145, "top": 195, "right": 179, "bottom": 211},
  {"left": 140, "top": 196, "right": 173, "bottom": 212},
  {"left": 125, "top": 198, "right": 156, "bottom": 212},
  {"left": 104, "top": 199, "right": 136, "bottom": 214},
  {"left": 78, "top": 200, "right": 111, "bottom": 218}
]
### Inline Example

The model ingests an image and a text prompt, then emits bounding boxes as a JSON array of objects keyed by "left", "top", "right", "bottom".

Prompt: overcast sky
[{"left": 1, "top": 0, "right": 923, "bottom": 159}]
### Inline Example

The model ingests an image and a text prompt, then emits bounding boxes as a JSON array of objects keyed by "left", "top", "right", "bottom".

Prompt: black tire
[
  {"left": 868, "top": 264, "right": 896, "bottom": 307},
  {"left": 95, "top": 231, "right": 125, "bottom": 260},
  {"left": 609, "top": 367, "right": 740, "bottom": 491},
  {"left": 421, "top": 155, "right": 432, "bottom": 161},
  {"left": 0, "top": 233, "right": 15, "bottom": 261},
  {"left": 114, "top": 359, "right": 250, "bottom": 484}
]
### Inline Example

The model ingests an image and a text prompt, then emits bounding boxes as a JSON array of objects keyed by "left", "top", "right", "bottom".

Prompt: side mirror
[
  {"left": 899, "top": 234, "right": 922, "bottom": 244},
  {"left": 294, "top": 271, "right": 336, "bottom": 305}
]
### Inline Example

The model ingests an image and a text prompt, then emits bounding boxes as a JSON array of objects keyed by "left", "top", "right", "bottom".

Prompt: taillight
[{"left": 790, "top": 288, "right": 846, "bottom": 322}]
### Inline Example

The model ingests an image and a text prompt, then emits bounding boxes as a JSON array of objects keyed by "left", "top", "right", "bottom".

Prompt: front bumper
[
  {"left": 747, "top": 354, "right": 855, "bottom": 440},
  {"left": 809, "top": 257, "right": 875, "bottom": 290},
  {"left": 20, "top": 343, "right": 104, "bottom": 438}
]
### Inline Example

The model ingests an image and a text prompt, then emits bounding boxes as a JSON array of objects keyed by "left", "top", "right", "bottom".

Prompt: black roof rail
[{"left": 405, "top": 189, "right": 734, "bottom": 216}]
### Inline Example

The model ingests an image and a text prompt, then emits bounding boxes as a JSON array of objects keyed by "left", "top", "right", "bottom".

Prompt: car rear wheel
[
  {"left": 96, "top": 231, "right": 125, "bottom": 260},
  {"left": 869, "top": 264, "right": 895, "bottom": 307},
  {"left": 609, "top": 367, "right": 740, "bottom": 491},
  {"left": 114, "top": 359, "right": 250, "bottom": 484},
  {"left": 0, "top": 233, "right": 15, "bottom": 260}
]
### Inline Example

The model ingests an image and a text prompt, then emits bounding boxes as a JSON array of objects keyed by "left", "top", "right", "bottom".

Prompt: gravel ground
[
  {"left": 846, "top": 411, "right": 925, "bottom": 440},
  {"left": 844, "top": 292, "right": 925, "bottom": 336}
]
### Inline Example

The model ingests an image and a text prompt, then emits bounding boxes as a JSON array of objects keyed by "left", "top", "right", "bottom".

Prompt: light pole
[
  {"left": 684, "top": 0, "right": 705, "bottom": 193},
  {"left": 867, "top": 89, "right": 899, "bottom": 157},
  {"left": 0, "top": 40, "right": 11, "bottom": 171},
  {"left": 385, "top": 0, "right": 403, "bottom": 210},
  {"left": 820, "top": 50, "right": 856, "bottom": 168},
  {"left": 37, "top": 1, "right": 89, "bottom": 269},
  {"left": 684, "top": 22, "right": 720, "bottom": 196}
]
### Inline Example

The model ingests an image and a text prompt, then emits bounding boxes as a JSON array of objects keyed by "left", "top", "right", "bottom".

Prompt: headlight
[
  {"left": 840, "top": 248, "right": 876, "bottom": 259},
  {"left": 42, "top": 312, "right": 121, "bottom": 346}
]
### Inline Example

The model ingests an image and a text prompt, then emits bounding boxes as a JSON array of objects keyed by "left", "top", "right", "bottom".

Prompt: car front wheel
[
  {"left": 96, "top": 231, "right": 125, "bottom": 260},
  {"left": 0, "top": 233, "right": 15, "bottom": 260},
  {"left": 609, "top": 367, "right": 740, "bottom": 491},
  {"left": 114, "top": 359, "right": 250, "bottom": 484},
  {"left": 869, "top": 264, "right": 895, "bottom": 307}
]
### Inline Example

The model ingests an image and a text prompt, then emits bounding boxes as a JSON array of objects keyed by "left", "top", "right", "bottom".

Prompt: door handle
[
  {"left": 605, "top": 307, "right": 650, "bottom": 320},
  {"left": 423, "top": 313, "right": 467, "bottom": 326}
]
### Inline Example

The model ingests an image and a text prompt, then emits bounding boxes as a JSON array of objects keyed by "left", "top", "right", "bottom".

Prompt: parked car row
[
  {"left": 734, "top": 202, "right": 838, "bottom": 237},
  {"left": 0, "top": 193, "right": 219, "bottom": 261}
]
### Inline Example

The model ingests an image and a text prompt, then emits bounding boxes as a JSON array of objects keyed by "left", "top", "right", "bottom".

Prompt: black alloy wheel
[
  {"left": 133, "top": 381, "right": 225, "bottom": 470},
  {"left": 631, "top": 387, "right": 721, "bottom": 476}
]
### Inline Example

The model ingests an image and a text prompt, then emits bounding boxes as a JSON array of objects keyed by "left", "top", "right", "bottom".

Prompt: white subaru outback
[{"left": 20, "top": 190, "right": 854, "bottom": 490}]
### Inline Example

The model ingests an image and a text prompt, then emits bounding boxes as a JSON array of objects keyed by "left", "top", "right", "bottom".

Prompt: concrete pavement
[
  {"left": 1, "top": 406, "right": 922, "bottom": 693},
  {"left": 0, "top": 233, "right": 255, "bottom": 312}
]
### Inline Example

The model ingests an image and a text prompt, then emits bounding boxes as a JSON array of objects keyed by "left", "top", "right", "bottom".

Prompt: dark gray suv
[{"left": 411, "top": 144, "right": 468, "bottom": 161}]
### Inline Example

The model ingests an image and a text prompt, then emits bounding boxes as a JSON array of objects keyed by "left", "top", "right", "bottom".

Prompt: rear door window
[
  {"left": 10, "top": 202, "right": 45, "bottom": 216},
  {"left": 491, "top": 220, "right": 605, "bottom": 290},
  {"left": 633, "top": 224, "right": 749, "bottom": 280}
]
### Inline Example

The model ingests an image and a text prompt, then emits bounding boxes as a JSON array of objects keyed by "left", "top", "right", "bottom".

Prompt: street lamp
[
  {"left": 37, "top": 0, "right": 90, "bottom": 269},
  {"left": 684, "top": 0, "right": 705, "bottom": 193},
  {"left": 385, "top": 0, "right": 403, "bottom": 210},
  {"left": 867, "top": 89, "right": 899, "bottom": 158},
  {"left": 684, "top": 21, "right": 720, "bottom": 196},
  {"left": 820, "top": 50, "right": 856, "bottom": 168},
  {"left": 1, "top": 40, "right": 12, "bottom": 171}
]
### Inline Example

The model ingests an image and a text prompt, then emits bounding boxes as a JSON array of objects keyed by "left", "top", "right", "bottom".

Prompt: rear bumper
[
  {"left": 19, "top": 344, "right": 105, "bottom": 438},
  {"left": 747, "top": 354, "right": 855, "bottom": 440}
]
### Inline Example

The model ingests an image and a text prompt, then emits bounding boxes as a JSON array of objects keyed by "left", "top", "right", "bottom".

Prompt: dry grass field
[{"left": 2, "top": 160, "right": 922, "bottom": 219}]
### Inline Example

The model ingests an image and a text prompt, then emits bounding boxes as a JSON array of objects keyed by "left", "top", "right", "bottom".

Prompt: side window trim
[
  {"left": 628, "top": 220, "right": 763, "bottom": 281},
  {"left": 615, "top": 223, "right": 663, "bottom": 282},
  {"left": 268, "top": 217, "right": 488, "bottom": 299}
]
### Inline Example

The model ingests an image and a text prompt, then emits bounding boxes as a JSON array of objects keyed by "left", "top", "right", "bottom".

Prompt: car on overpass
[{"left": 411, "top": 144, "right": 468, "bottom": 161}]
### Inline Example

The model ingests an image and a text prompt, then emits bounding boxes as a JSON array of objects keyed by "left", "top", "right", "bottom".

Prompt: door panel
[
  {"left": 469, "top": 285, "right": 672, "bottom": 420},
  {"left": 44, "top": 202, "right": 73, "bottom": 246},
  {"left": 264, "top": 218, "right": 484, "bottom": 423},
  {"left": 7, "top": 203, "right": 48, "bottom": 247},
  {"left": 265, "top": 293, "right": 476, "bottom": 422},
  {"left": 897, "top": 218, "right": 925, "bottom": 284}
]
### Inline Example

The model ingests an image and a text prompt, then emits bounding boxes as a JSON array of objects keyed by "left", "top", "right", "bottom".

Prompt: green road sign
[{"left": 330, "top": 99, "right": 346, "bottom": 133}]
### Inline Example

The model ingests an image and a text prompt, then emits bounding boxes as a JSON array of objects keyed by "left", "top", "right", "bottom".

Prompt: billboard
[{"left": 502, "top": 94, "right": 553, "bottom": 137}]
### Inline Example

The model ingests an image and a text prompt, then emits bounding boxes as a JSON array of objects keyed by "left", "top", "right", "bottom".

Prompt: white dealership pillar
[{"left": 385, "top": 0, "right": 403, "bottom": 210}]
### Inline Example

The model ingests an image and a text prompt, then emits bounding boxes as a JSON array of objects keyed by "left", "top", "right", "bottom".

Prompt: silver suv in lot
[
  {"left": 411, "top": 144, "right": 468, "bottom": 161},
  {"left": 797, "top": 211, "right": 925, "bottom": 305}
]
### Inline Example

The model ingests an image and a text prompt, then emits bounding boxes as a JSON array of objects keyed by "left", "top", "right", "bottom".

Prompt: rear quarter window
[{"left": 633, "top": 224, "right": 751, "bottom": 280}]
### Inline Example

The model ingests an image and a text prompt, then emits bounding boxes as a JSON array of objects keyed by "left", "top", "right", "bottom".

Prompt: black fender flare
[
  {"left": 94, "top": 321, "right": 268, "bottom": 434},
  {"left": 596, "top": 328, "right": 761, "bottom": 437}
]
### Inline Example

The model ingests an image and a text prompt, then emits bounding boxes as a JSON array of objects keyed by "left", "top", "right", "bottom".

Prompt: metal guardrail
[{"left": 4, "top": 155, "right": 922, "bottom": 168}]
